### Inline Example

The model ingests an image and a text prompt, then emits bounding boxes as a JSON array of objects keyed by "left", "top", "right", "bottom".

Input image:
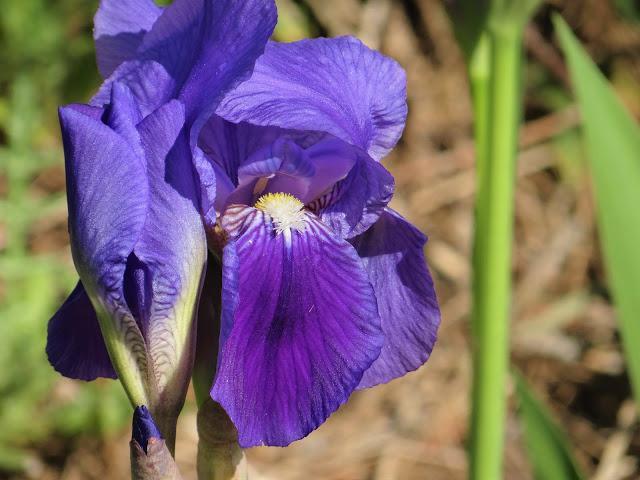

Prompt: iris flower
[
  {"left": 203, "top": 38, "right": 441, "bottom": 447},
  {"left": 47, "top": 0, "right": 440, "bottom": 448}
]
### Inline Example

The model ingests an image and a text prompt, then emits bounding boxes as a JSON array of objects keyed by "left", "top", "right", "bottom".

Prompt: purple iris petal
[
  {"left": 192, "top": 146, "right": 231, "bottom": 229},
  {"left": 351, "top": 209, "right": 440, "bottom": 388},
  {"left": 198, "top": 119, "right": 282, "bottom": 225},
  {"left": 240, "top": 137, "right": 315, "bottom": 180},
  {"left": 92, "top": 0, "right": 278, "bottom": 237},
  {"left": 92, "top": 60, "right": 174, "bottom": 120},
  {"left": 228, "top": 137, "right": 317, "bottom": 206},
  {"left": 260, "top": 137, "right": 359, "bottom": 205},
  {"left": 199, "top": 117, "right": 282, "bottom": 186},
  {"left": 60, "top": 98, "right": 148, "bottom": 314},
  {"left": 50, "top": 89, "right": 206, "bottom": 393},
  {"left": 217, "top": 37, "right": 407, "bottom": 161},
  {"left": 199, "top": 117, "right": 362, "bottom": 217},
  {"left": 298, "top": 137, "right": 357, "bottom": 201},
  {"left": 94, "top": 0, "right": 277, "bottom": 144},
  {"left": 94, "top": 0, "right": 163, "bottom": 78},
  {"left": 47, "top": 282, "right": 116, "bottom": 381},
  {"left": 211, "top": 205, "right": 384, "bottom": 447},
  {"left": 104, "top": 82, "right": 144, "bottom": 156},
  {"left": 131, "top": 100, "right": 206, "bottom": 386},
  {"left": 65, "top": 103, "right": 104, "bottom": 120},
  {"left": 315, "top": 153, "right": 395, "bottom": 238}
]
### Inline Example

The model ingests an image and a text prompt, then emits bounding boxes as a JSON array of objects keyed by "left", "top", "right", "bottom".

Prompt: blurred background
[{"left": 1, "top": 0, "right": 640, "bottom": 478}]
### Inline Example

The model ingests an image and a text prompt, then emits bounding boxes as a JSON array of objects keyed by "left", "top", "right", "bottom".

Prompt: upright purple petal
[
  {"left": 94, "top": 0, "right": 163, "bottom": 78},
  {"left": 132, "top": 100, "right": 207, "bottom": 395},
  {"left": 199, "top": 118, "right": 359, "bottom": 215},
  {"left": 299, "top": 137, "right": 358, "bottom": 202},
  {"left": 92, "top": 61, "right": 175, "bottom": 120},
  {"left": 199, "top": 117, "right": 282, "bottom": 185},
  {"left": 212, "top": 205, "right": 383, "bottom": 447},
  {"left": 239, "top": 137, "right": 315, "bottom": 180},
  {"left": 95, "top": 0, "right": 277, "bottom": 144},
  {"left": 351, "top": 209, "right": 440, "bottom": 388},
  {"left": 254, "top": 137, "right": 359, "bottom": 206},
  {"left": 217, "top": 37, "right": 408, "bottom": 161},
  {"left": 313, "top": 153, "right": 395, "bottom": 238},
  {"left": 104, "top": 82, "right": 143, "bottom": 155},
  {"left": 60, "top": 99, "right": 151, "bottom": 396},
  {"left": 225, "top": 136, "right": 317, "bottom": 206},
  {"left": 46, "top": 282, "right": 116, "bottom": 381},
  {"left": 60, "top": 105, "right": 147, "bottom": 310},
  {"left": 192, "top": 146, "right": 229, "bottom": 229}
]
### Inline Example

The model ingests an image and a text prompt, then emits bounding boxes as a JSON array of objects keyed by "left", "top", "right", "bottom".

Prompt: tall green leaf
[
  {"left": 554, "top": 15, "right": 640, "bottom": 406},
  {"left": 515, "top": 373, "right": 585, "bottom": 480}
]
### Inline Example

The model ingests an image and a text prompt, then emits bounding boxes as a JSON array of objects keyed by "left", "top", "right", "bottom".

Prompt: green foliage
[
  {"left": 554, "top": 15, "right": 640, "bottom": 408},
  {"left": 515, "top": 373, "right": 585, "bottom": 480},
  {"left": 614, "top": 0, "right": 640, "bottom": 21},
  {"left": 0, "top": 0, "right": 129, "bottom": 473}
]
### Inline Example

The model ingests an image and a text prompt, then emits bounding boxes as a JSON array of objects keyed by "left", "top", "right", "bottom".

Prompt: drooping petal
[
  {"left": 211, "top": 205, "right": 383, "bottom": 447},
  {"left": 217, "top": 37, "right": 408, "bottom": 161},
  {"left": 132, "top": 100, "right": 207, "bottom": 394},
  {"left": 94, "top": 0, "right": 163, "bottom": 78},
  {"left": 46, "top": 282, "right": 116, "bottom": 381},
  {"left": 350, "top": 209, "right": 440, "bottom": 388},
  {"left": 313, "top": 153, "right": 395, "bottom": 238}
]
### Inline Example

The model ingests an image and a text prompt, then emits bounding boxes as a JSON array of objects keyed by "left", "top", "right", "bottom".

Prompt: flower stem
[
  {"left": 469, "top": 24, "right": 523, "bottom": 480},
  {"left": 192, "top": 257, "right": 247, "bottom": 480},
  {"left": 130, "top": 438, "right": 183, "bottom": 480},
  {"left": 197, "top": 397, "right": 247, "bottom": 480},
  {"left": 151, "top": 410, "right": 178, "bottom": 456}
]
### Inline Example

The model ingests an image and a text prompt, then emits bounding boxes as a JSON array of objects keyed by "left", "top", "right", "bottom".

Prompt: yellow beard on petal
[{"left": 255, "top": 192, "right": 307, "bottom": 235}]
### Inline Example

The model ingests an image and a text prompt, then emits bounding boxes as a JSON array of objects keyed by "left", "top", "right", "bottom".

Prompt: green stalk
[
  {"left": 469, "top": 24, "right": 524, "bottom": 480},
  {"left": 192, "top": 256, "right": 247, "bottom": 480},
  {"left": 196, "top": 398, "right": 247, "bottom": 480}
]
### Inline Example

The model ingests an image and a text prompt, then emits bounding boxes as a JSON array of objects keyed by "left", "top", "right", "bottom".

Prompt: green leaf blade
[
  {"left": 554, "top": 15, "right": 640, "bottom": 406},
  {"left": 515, "top": 373, "right": 585, "bottom": 480}
]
